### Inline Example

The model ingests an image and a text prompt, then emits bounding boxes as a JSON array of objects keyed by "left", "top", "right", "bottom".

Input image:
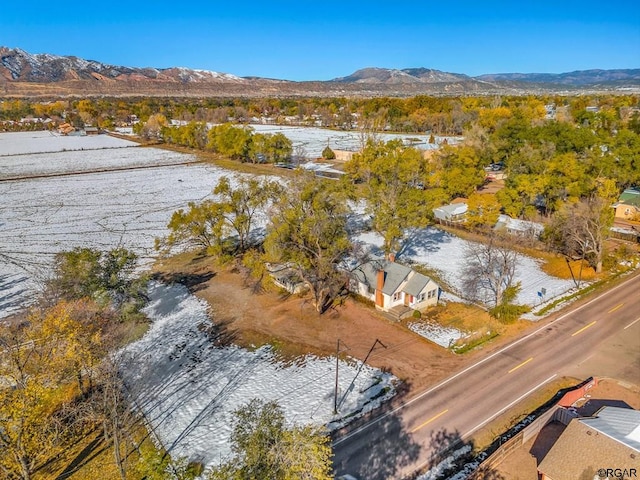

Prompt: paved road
[{"left": 332, "top": 273, "right": 640, "bottom": 480}]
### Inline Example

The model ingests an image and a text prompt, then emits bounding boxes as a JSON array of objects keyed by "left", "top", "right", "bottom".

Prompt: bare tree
[
  {"left": 552, "top": 195, "right": 613, "bottom": 274},
  {"left": 462, "top": 237, "right": 519, "bottom": 307}
]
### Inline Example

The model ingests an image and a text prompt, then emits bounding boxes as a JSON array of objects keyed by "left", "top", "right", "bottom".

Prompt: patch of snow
[
  {"left": 415, "top": 444, "right": 472, "bottom": 480},
  {"left": 122, "top": 282, "right": 396, "bottom": 470},
  {"left": 409, "top": 322, "right": 464, "bottom": 348}
]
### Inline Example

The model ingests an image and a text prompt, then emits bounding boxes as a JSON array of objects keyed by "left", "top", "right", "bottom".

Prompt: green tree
[
  {"left": 165, "top": 200, "right": 227, "bottom": 254},
  {"left": 207, "top": 123, "right": 253, "bottom": 160},
  {"left": 431, "top": 145, "right": 486, "bottom": 200},
  {"left": 466, "top": 193, "right": 502, "bottom": 229},
  {"left": 213, "top": 176, "right": 282, "bottom": 253},
  {"left": 165, "top": 176, "right": 280, "bottom": 256},
  {"left": 48, "top": 247, "right": 145, "bottom": 312},
  {"left": 249, "top": 133, "right": 293, "bottom": 163},
  {"left": 264, "top": 173, "right": 352, "bottom": 313},
  {"left": 207, "top": 399, "right": 333, "bottom": 480},
  {"left": 346, "top": 140, "right": 434, "bottom": 254}
]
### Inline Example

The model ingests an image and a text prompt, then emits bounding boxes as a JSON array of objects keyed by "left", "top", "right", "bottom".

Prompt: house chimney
[
  {"left": 388, "top": 252, "right": 396, "bottom": 263},
  {"left": 375, "top": 270, "right": 384, "bottom": 307}
]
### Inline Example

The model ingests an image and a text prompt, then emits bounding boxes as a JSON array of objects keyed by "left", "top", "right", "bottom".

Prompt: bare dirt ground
[{"left": 153, "top": 252, "right": 469, "bottom": 395}]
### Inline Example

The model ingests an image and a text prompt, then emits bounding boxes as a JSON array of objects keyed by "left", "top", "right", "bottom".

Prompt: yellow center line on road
[
  {"left": 608, "top": 303, "right": 624, "bottom": 313},
  {"left": 508, "top": 357, "right": 534, "bottom": 374},
  {"left": 410, "top": 409, "right": 449, "bottom": 434},
  {"left": 571, "top": 320, "right": 597, "bottom": 337}
]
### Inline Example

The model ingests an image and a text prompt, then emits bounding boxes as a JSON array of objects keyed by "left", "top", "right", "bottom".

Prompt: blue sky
[{"left": 3, "top": 1, "right": 639, "bottom": 80}]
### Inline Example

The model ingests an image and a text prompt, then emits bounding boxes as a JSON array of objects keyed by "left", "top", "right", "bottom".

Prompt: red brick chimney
[{"left": 375, "top": 270, "right": 384, "bottom": 307}]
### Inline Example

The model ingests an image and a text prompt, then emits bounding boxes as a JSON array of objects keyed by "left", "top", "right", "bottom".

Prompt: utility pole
[
  {"left": 337, "top": 338, "right": 387, "bottom": 411},
  {"left": 334, "top": 339, "right": 340, "bottom": 414}
]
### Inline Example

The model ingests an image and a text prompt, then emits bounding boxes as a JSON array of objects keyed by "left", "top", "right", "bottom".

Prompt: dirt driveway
[{"left": 154, "top": 252, "right": 466, "bottom": 396}]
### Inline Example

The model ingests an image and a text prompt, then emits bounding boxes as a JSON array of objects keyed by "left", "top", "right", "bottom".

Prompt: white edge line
[
  {"left": 624, "top": 317, "right": 640, "bottom": 330},
  {"left": 461, "top": 374, "right": 558, "bottom": 438},
  {"left": 333, "top": 276, "right": 637, "bottom": 445},
  {"left": 409, "top": 373, "right": 559, "bottom": 475}
]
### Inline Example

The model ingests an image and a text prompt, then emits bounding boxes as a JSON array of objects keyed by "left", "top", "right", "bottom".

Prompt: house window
[
  {"left": 417, "top": 292, "right": 426, "bottom": 302},
  {"left": 393, "top": 291, "right": 402, "bottom": 302},
  {"left": 427, "top": 289, "right": 437, "bottom": 299}
]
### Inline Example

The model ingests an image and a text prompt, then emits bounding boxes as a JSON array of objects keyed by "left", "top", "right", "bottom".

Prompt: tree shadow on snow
[
  {"left": 0, "top": 273, "right": 30, "bottom": 314},
  {"left": 397, "top": 227, "right": 453, "bottom": 261},
  {"left": 153, "top": 271, "right": 216, "bottom": 293}
]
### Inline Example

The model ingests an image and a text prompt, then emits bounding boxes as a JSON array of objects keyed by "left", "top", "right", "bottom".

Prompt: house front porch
[{"left": 385, "top": 304, "right": 414, "bottom": 321}]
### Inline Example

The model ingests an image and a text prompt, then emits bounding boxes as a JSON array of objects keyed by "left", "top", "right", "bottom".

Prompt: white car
[{"left": 337, "top": 475, "right": 359, "bottom": 480}]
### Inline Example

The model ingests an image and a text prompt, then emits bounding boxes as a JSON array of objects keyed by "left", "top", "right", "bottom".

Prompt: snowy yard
[
  {"left": 408, "top": 321, "right": 465, "bottom": 348},
  {"left": 123, "top": 282, "right": 396, "bottom": 470},
  {"left": 354, "top": 228, "right": 575, "bottom": 309}
]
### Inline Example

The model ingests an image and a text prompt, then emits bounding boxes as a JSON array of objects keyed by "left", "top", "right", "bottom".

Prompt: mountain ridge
[{"left": 2, "top": 46, "right": 639, "bottom": 97}]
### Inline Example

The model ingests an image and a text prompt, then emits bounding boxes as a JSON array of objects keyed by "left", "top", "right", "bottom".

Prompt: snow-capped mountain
[{"left": 0, "top": 47, "right": 245, "bottom": 84}]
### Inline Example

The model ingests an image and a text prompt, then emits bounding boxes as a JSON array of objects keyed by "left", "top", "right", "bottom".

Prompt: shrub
[{"left": 322, "top": 146, "right": 336, "bottom": 160}]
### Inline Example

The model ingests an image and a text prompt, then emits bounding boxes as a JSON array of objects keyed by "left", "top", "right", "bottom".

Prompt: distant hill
[
  {"left": 475, "top": 69, "right": 640, "bottom": 86},
  {"left": 331, "top": 67, "right": 472, "bottom": 84},
  {"left": 1, "top": 46, "right": 638, "bottom": 98}
]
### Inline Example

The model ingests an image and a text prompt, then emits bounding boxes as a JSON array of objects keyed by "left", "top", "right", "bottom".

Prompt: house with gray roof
[
  {"left": 537, "top": 406, "right": 640, "bottom": 480},
  {"left": 350, "top": 257, "right": 439, "bottom": 318}
]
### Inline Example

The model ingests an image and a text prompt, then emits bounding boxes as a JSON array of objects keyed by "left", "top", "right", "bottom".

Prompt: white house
[
  {"left": 350, "top": 258, "right": 439, "bottom": 317},
  {"left": 433, "top": 202, "right": 468, "bottom": 223},
  {"left": 494, "top": 214, "right": 544, "bottom": 239}
]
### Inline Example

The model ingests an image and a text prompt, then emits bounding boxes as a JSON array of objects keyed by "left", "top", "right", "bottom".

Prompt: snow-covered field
[
  {"left": 354, "top": 228, "right": 575, "bottom": 309},
  {"left": 0, "top": 147, "right": 196, "bottom": 179},
  {"left": 0, "top": 130, "right": 138, "bottom": 156},
  {"left": 0, "top": 155, "right": 256, "bottom": 318},
  {"left": 250, "top": 124, "right": 459, "bottom": 157},
  {"left": 123, "top": 282, "right": 396, "bottom": 469}
]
